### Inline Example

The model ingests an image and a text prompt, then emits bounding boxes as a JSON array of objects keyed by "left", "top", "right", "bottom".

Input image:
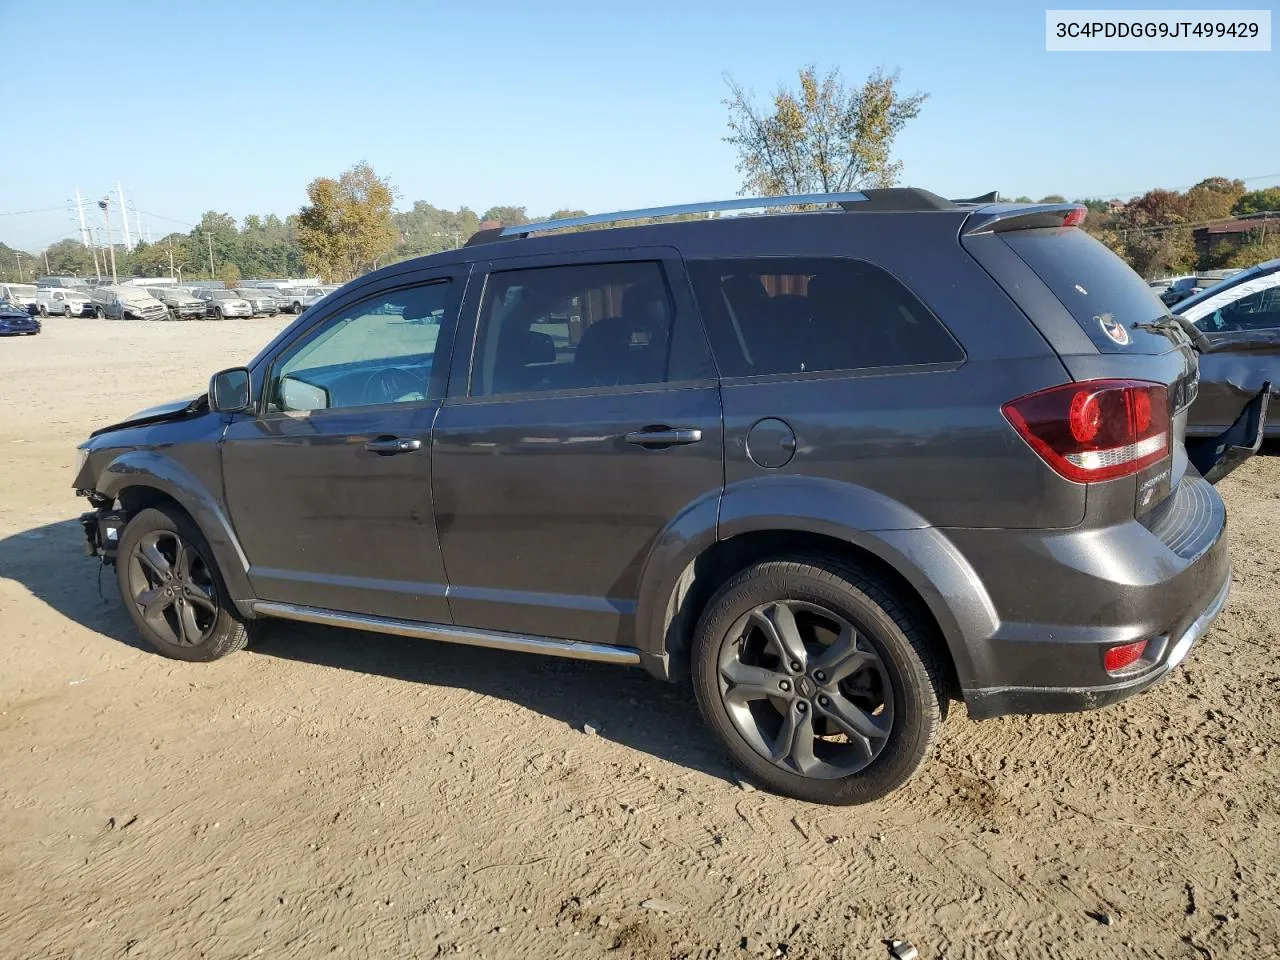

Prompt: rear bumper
[
  {"left": 963, "top": 571, "right": 1229, "bottom": 717},
  {"left": 944, "top": 474, "right": 1231, "bottom": 719}
]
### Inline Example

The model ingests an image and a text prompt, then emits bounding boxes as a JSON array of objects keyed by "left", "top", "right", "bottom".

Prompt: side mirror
[{"left": 209, "top": 367, "right": 252, "bottom": 413}]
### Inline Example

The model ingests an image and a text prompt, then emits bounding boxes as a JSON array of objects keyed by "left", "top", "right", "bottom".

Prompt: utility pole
[
  {"left": 206, "top": 232, "right": 215, "bottom": 278},
  {"left": 168, "top": 244, "right": 175, "bottom": 280},
  {"left": 42, "top": 249, "right": 50, "bottom": 274},
  {"left": 74, "top": 189, "right": 91, "bottom": 247},
  {"left": 117, "top": 182, "right": 132, "bottom": 250},
  {"left": 99, "top": 198, "right": 118, "bottom": 285},
  {"left": 90, "top": 229, "right": 102, "bottom": 280},
  {"left": 133, "top": 205, "right": 144, "bottom": 248},
  {"left": 14, "top": 252, "right": 24, "bottom": 280}
]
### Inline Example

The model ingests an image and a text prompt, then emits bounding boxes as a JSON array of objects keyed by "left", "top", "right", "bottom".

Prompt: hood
[
  {"left": 89, "top": 393, "right": 209, "bottom": 438},
  {"left": 0, "top": 304, "right": 29, "bottom": 319}
]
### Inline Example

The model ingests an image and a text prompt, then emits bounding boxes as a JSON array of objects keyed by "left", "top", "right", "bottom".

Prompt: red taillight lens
[
  {"left": 1104, "top": 639, "right": 1147, "bottom": 673},
  {"left": 1003, "top": 380, "right": 1170, "bottom": 483},
  {"left": 1062, "top": 208, "right": 1086, "bottom": 227}
]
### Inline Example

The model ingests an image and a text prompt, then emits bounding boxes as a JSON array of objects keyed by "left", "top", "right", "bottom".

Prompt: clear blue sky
[{"left": 2, "top": 0, "right": 1277, "bottom": 250}]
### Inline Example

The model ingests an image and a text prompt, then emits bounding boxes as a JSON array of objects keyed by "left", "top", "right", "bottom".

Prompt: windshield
[
  {"left": 210, "top": 290, "right": 239, "bottom": 299},
  {"left": 7, "top": 284, "right": 37, "bottom": 298},
  {"left": 999, "top": 228, "right": 1178, "bottom": 354}
]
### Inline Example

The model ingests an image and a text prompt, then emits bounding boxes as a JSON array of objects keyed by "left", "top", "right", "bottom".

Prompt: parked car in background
[
  {"left": 1175, "top": 257, "right": 1280, "bottom": 439},
  {"left": 146, "top": 287, "right": 206, "bottom": 320},
  {"left": 281, "top": 286, "right": 331, "bottom": 314},
  {"left": 233, "top": 289, "right": 281, "bottom": 317},
  {"left": 1159, "top": 276, "right": 1202, "bottom": 307},
  {"left": 192, "top": 288, "right": 253, "bottom": 319},
  {"left": 74, "top": 191, "right": 1256, "bottom": 805},
  {"left": 90, "top": 286, "right": 169, "bottom": 321},
  {"left": 36, "top": 287, "right": 93, "bottom": 317},
  {"left": 0, "top": 283, "right": 39, "bottom": 313},
  {"left": 36, "top": 276, "right": 90, "bottom": 290},
  {"left": 0, "top": 299, "right": 40, "bottom": 335}
]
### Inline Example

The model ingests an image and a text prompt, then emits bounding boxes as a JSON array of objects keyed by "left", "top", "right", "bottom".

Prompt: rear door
[{"left": 431, "top": 248, "right": 723, "bottom": 646}]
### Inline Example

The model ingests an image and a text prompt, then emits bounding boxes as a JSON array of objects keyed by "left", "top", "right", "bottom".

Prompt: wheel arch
[
  {"left": 96, "top": 450, "right": 254, "bottom": 608},
  {"left": 634, "top": 477, "right": 998, "bottom": 699}
]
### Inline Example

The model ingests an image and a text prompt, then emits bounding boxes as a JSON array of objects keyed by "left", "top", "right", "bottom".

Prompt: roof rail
[{"left": 497, "top": 192, "right": 869, "bottom": 238}]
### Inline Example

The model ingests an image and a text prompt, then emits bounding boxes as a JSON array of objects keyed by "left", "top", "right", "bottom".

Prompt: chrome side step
[{"left": 251, "top": 601, "right": 642, "bottom": 666}]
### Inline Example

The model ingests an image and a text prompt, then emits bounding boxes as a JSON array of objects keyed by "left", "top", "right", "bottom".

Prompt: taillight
[
  {"left": 1062, "top": 207, "right": 1086, "bottom": 227},
  {"left": 1003, "top": 380, "right": 1170, "bottom": 482}
]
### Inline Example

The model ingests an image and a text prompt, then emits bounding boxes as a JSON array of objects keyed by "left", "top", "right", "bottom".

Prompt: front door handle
[
  {"left": 624, "top": 427, "right": 703, "bottom": 447},
  {"left": 364, "top": 437, "right": 422, "bottom": 455}
]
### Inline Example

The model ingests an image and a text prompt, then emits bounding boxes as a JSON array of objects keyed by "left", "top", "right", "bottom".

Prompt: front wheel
[
  {"left": 116, "top": 506, "right": 251, "bottom": 661},
  {"left": 94, "top": 306, "right": 104, "bottom": 319},
  {"left": 692, "top": 556, "right": 946, "bottom": 805},
  {"left": 215, "top": 307, "right": 225, "bottom": 321},
  {"left": 38, "top": 305, "right": 48, "bottom": 317}
]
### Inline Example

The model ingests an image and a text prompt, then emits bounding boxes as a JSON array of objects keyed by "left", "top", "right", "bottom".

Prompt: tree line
[{"left": 2, "top": 64, "right": 1277, "bottom": 286}]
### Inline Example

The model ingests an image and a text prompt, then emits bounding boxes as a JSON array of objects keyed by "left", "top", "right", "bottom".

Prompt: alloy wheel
[
  {"left": 125, "top": 530, "right": 220, "bottom": 647},
  {"left": 717, "top": 599, "right": 894, "bottom": 779}
]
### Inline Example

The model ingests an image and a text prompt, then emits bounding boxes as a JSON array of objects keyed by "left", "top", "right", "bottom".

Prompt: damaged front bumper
[{"left": 79, "top": 507, "right": 128, "bottom": 561}]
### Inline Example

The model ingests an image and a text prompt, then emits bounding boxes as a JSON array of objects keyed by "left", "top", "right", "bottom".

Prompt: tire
[
  {"left": 116, "top": 506, "right": 250, "bottom": 662},
  {"left": 691, "top": 555, "right": 946, "bottom": 805},
  {"left": 94, "top": 306, "right": 104, "bottom": 319},
  {"left": 38, "top": 305, "right": 48, "bottom": 318},
  {"left": 215, "top": 307, "right": 225, "bottom": 321}
]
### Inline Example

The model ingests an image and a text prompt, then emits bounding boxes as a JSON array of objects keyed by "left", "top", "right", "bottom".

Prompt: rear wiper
[{"left": 1131, "top": 315, "right": 1210, "bottom": 352}]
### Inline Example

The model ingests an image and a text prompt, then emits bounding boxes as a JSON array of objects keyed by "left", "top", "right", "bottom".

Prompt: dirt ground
[{"left": 1, "top": 316, "right": 1277, "bottom": 960}]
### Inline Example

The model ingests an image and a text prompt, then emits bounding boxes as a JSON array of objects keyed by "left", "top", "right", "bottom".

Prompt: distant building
[{"left": 1194, "top": 214, "right": 1280, "bottom": 257}]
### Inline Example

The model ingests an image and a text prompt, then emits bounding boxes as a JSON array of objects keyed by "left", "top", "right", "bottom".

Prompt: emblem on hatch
[{"left": 1098, "top": 313, "right": 1130, "bottom": 346}]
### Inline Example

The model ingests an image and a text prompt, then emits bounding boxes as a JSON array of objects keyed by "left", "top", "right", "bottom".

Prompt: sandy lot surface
[{"left": 1, "top": 316, "right": 1277, "bottom": 960}]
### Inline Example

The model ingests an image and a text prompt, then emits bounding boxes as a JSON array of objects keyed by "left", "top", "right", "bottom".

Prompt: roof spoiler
[
  {"left": 951, "top": 191, "right": 1000, "bottom": 204},
  {"left": 962, "top": 203, "right": 1087, "bottom": 236}
]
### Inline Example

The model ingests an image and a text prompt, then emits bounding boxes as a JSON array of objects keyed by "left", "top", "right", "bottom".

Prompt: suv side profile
[{"left": 74, "top": 190, "right": 1249, "bottom": 804}]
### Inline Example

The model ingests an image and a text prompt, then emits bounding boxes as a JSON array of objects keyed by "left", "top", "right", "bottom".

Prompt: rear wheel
[
  {"left": 692, "top": 556, "right": 945, "bottom": 804},
  {"left": 116, "top": 506, "right": 250, "bottom": 662}
]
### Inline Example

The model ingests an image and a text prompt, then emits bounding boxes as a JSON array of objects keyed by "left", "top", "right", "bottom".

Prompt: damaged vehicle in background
[
  {"left": 1175, "top": 258, "right": 1279, "bottom": 443},
  {"left": 91, "top": 286, "right": 169, "bottom": 321},
  {"left": 233, "top": 289, "right": 281, "bottom": 317},
  {"left": 36, "top": 287, "right": 93, "bottom": 317},
  {"left": 147, "top": 288, "right": 207, "bottom": 321}
]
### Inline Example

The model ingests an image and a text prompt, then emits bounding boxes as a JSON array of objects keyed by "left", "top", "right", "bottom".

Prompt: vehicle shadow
[{"left": 0, "top": 519, "right": 733, "bottom": 782}]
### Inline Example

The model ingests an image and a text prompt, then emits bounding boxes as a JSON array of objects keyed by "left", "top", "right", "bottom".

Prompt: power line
[
  {"left": 1086, "top": 172, "right": 1280, "bottom": 201},
  {"left": 136, "top": 209, "right": 197, "bottom": 227},
  {"left": 0, "top": 205, "right": 67, "bottom": 217}
]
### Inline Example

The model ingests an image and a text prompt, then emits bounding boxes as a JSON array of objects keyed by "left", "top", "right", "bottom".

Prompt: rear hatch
[{"left": 961, "top": 211, "right": 1200, "bottom": 518}]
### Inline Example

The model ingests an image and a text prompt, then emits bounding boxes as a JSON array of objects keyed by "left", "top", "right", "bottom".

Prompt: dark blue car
[{"left": 0, "top": 299, "right": 41, "bottom": 336}]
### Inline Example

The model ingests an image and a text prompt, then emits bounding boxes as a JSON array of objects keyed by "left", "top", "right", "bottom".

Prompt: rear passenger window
[
  {"left": 687, "top": 258, "right": 961, "bottom": 378},
  {"left": 471, "top": 262, "right": 679, "bottom": 396}
]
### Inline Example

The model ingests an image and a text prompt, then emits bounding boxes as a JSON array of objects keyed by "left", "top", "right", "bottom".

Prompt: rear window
[
  {"left": 1000, "top": 228, "right": 1171, "bottom": 353},
  {"left": 687, "top": 257, "right": 962, "bottom": 378}
]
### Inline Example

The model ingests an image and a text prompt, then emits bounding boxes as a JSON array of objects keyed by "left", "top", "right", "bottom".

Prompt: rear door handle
[
  {"left": 364, "top": 437, "right": 422, "bottom": 455},
  {"left": 624, "top": 427, "right": 703, "bottom": 447}
]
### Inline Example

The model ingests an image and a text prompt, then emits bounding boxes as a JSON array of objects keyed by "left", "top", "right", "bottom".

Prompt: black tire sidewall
[
  {"left": 692, "top": 559, "right": 941, "bottom": 805},
  {"left": 115, "top": 506, "right": 246, "bottom": 662}
]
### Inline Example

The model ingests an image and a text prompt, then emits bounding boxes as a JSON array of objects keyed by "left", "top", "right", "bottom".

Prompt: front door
[
  {"left": 221, "top": 271, "right": 464, "bottom": 623},
  {"left": 432, "top": 250, "right": 723, "bottom": 646}
]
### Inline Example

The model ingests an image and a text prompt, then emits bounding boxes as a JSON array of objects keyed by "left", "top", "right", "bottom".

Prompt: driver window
[{"left": 267, "top": 281, "right": 452, "bottom": 413}]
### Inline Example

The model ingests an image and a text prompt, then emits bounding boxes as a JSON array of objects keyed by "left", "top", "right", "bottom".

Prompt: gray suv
[{"left": 73, "top": 190, "right": 1260, "bottom": 804}]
